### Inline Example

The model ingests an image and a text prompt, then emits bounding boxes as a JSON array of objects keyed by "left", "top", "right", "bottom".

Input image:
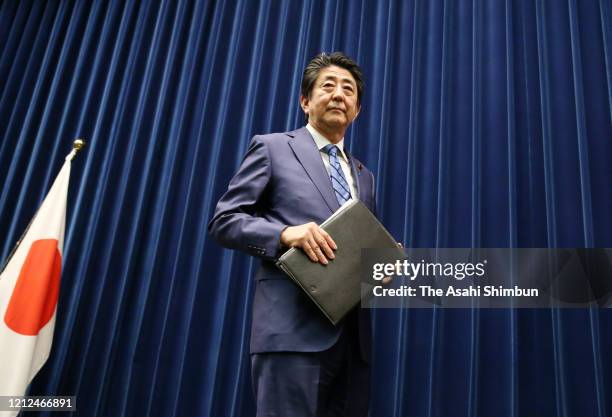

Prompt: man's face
[{"left": 300, "top": 65, "right": 361, "bottom": 136}]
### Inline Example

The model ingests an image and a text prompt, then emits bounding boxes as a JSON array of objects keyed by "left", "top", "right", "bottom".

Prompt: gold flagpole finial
[
  {"left": 67, "top": 139, "right": 86, "bottom": 161},
  {"left": 73, "top": 139, "right": 86, "bottom": 152}
]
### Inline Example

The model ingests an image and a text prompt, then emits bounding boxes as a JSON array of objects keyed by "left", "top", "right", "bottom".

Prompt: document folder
[{"left": 275, "top": 199, "right": 402, "bottom": 325}]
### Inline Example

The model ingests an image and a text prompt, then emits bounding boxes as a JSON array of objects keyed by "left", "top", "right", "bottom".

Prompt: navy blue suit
[{"left": 208, "top": 126, "right": 375, "bottom": 416}]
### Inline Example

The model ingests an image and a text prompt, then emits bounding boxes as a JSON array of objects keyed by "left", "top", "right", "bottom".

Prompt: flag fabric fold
[{"left": 0, "top": 155, "right": 72, "bottom": 416}]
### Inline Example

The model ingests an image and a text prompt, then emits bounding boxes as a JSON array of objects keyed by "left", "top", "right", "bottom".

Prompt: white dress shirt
[{"left": 305, "top": 123, "right": 357, "bottom": 200}]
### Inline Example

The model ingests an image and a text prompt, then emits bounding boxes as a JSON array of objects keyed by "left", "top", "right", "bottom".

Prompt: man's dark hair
[{"left": 300, "top": 52, "right": 364, "bottom": 106}]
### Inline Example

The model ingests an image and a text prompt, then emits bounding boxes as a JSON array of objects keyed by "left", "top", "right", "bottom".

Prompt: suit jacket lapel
[
  {"left": 288, "top": 127, "right": 340, "bottom": 213},
  {"left": 346, "top": 148, "right": 363, "bottom": 201}
]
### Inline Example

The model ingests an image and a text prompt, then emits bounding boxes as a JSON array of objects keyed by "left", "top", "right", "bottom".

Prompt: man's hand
[{"left": 280, "top": 222, "right": 337, "bottom": 265}]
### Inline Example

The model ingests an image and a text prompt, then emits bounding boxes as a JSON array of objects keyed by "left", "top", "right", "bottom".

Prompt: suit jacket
[{"left": 208, "top": 127, "right": 376, "bottom": 360}]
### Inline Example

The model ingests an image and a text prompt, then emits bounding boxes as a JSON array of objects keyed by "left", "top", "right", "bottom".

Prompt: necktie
[{"left": 323, "top": 144, "right": 352, "bottom": 205}]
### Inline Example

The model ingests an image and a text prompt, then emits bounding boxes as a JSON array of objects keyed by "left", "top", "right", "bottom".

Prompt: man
[{"left": 208, "top": 52, "right": 375, "bottom": 417}]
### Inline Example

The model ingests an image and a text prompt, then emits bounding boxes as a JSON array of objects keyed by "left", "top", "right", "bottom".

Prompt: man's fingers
[
  {"left": 302, "top": 242, "right": 320, "bottom": 263},
  {"left": 319, "top": 241, "right": 335, "bottom": 260},
  {"left": 289, "top": 223, "right": 337, "bottom": 264},
  {"left": 313, "top": 231, "right": 335, "bottom": 259},
  {"left": 308, "top": 238, "right": 329, "bottom": 264},
  {"left": 322, "top": 230, "right": 338, "bottom": 250}
]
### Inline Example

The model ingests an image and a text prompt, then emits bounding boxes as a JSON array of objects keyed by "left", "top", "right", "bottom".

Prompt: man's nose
[{"left": 331, "top": 85, "right": 345, "bottom": 100}]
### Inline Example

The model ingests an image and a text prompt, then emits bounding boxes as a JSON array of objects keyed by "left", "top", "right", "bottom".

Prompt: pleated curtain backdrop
[{"left": 0, "top": 0, "right": 611, "bottom": 416}]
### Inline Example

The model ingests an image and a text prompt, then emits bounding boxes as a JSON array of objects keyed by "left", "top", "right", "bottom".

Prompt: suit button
[{"left": 309, "top": 285, "right": 317, "bottom": 293}]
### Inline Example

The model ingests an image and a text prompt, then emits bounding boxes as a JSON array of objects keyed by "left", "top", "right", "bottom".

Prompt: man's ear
[{"left": 299, "top": 95, "right": 309, "bottom": 115}]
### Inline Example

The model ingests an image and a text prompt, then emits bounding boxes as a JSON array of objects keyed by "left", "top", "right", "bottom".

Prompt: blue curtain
[{"left": 1, "top": 0, "right": 610, "bottom": 416}]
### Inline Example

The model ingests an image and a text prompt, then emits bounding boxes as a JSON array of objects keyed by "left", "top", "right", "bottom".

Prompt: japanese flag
[{"left": 0, "top": 153, "right": 73, "bottom": 413}]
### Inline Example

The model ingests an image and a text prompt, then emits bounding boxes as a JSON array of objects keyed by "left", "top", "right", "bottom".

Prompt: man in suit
[{"left": 208, "top": 52, "right": 375, "bottom": 417}]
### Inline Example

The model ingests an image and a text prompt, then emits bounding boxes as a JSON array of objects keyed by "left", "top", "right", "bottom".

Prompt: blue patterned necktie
[{"left": 323, "top": 144, "right": 352, "bottom": 205}]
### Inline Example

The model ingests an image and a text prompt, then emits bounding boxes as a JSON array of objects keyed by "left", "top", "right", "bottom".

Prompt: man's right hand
[{"left": 280, "top": 222, "right": 337, "bottom": 265}]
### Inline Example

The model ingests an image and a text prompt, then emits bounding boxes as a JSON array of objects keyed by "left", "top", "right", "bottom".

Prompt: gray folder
[{"left": 275, "top": 200, "right": 403, "bottom": 325}]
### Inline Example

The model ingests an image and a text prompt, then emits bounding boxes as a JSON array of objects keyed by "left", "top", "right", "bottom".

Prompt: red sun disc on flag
[{"left": 4, "top": 239, "right": 62, "bottom": 336}]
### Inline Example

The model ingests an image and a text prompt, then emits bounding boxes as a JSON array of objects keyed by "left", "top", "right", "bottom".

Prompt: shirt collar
[{"left": 305, "top": 124, "right": 349, "bottom": 161}]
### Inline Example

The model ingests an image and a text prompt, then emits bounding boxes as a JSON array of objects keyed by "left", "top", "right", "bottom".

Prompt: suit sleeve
[{"left": 208, "top": 136, "right": 286, "bottom": 260}]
